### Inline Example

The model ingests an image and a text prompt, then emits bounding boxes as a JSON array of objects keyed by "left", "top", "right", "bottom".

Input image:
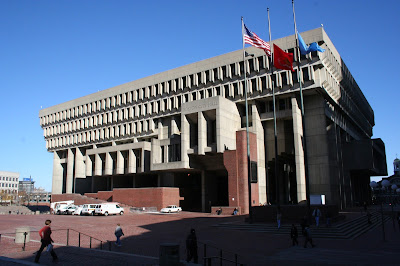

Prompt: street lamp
[{"left": 370, "top": 181, "right": 385, "bottom": 241}]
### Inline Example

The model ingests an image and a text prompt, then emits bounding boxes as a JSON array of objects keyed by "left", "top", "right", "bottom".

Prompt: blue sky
[{"left": 0, "top": 0, "right": 399, "bottom": 191}]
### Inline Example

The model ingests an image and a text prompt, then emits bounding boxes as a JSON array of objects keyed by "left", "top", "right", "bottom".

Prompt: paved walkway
[{"left": 0, "top": 208, "right": 399, "bottom": 265}]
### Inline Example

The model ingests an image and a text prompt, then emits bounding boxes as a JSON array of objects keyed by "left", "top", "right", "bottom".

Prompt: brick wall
[
  {"left": 223, "top": 131, "right": 259, "bottom": 214},
  {"left": 97, "top": 191, "right": 113, "bottom": 202},
  {"left": 113, "top": 187, "right": 182, "bottom": 211}
]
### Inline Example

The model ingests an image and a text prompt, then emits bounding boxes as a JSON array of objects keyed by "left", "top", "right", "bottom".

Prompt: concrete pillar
[
  {"left": 128, "top": 149, "right": 136, "bottom": 173},
  {"left": 181, "top": 115, "right": 190, "bottom": 168},
  {"left": 95, "top": 154, "right": 102, "bottom": 176},
  {"left": 75, "top": 147, "right": 85, "bottom": 178},
  {"left": 52, "top": 151, "right": 63, "bottom": 194},
  {"left": 105, "top": 152, "right": 112, "bottom": 175},
  {"left": 66, "top": 148, "right": 74, "bottom": 193},
  {"left": 198, "top": 112, "right": 206, "bottom": 155},
  {"left": 85, "top": 155, "right": 92, "bottom": 176},
  {"left": 116, "top": 151, "right": 124, "bottom": 175},
  {"left": 291, "top": 97, "right": 307, "bottom": 203},
  {"left": 251, "top": 104, "right": 266, "bottom": 205}
]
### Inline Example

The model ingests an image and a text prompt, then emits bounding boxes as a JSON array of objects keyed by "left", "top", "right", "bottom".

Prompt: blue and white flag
[{"left": 298, "top": 32, "right": 325, "bottom": 55}]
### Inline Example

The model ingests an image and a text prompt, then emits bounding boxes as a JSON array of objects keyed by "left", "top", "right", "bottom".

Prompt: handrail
[{"left": 203, "top": 255, "right": 245, "bottom": 266}]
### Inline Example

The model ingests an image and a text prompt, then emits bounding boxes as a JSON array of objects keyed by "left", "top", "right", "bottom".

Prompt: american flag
[{"left": 243, "top": 24, "right": 271, "bottom": 56}]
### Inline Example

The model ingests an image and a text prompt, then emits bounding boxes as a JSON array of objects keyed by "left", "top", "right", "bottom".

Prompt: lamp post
[{"left": 370, "top": 181, "right": 385, "bottom": 241}]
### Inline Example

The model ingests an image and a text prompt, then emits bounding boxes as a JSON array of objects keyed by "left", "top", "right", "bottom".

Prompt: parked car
[
  {"left": 160, "top": 205, "right": 182, "bottom": 213},
  {"left": 65, "top": 205, "right": 78, "bottom": 215},
  {"left": 94, "top": 203, "right": 124, "bottom": 216},
  {"left": 72, "top": 205, "right": 83, "bottom": 215},
  {"left": 81, "top": 204, "right": 98, "bottom": 216},
  {"left": 52, "top": 201, "right": 74, "bottom": 214},
  {"left": 56, "top": 204, "right": 74, "bottom": 215}
]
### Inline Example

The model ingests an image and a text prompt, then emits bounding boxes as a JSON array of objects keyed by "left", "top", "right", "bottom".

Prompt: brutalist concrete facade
[{"left": 39, "top": 28, "right": 387, "bottom": 212}]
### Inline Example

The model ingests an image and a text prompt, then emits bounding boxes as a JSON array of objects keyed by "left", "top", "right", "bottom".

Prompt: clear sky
[{"left": 0, "top": 0, "right": 399, "bottom": 191}]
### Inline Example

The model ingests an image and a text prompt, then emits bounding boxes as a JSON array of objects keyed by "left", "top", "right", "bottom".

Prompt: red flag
[{"left": 273, "top": 44, "right": 294, "bottom": 71}]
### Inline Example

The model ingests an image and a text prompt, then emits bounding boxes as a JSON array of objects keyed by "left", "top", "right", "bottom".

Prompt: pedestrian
[
  {"left": 312, "top": 207, "right": 321, "bottom": 227},
  {"left": 303, "top": 226, "right": 315, "bottom": 248},
  {"left": 277, "top": 209, "right": 282, "bottom": 229},
  {"left": 186, "top": 228, "right": 198, "bottom": 264},
  {"left": 115, "top": 223, "right": 124, "bottom": 247},
  {"left": 290, "top": 224, "right": 298, "bottom": 246},
  {"left": 325, "top": 211, "right": 331, "bottom": 227},
  {"left": 34, "top": 219, "right": 58, "bottom": 263},
  {"left": 301, "top": 216, "right": 308, "bottom": 236},
  {"left": 233, "top": 208, "right": 238, "bottom": 215}
]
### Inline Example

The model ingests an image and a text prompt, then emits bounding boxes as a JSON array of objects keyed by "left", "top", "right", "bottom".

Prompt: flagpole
[
  {"left": 267, "top": 8, "right": 280, "bottom": 209},
  {"left": 292, "top": 0, "right": 311, "bottom": 213},
  {"left": 241, "top": 17, "right": 253, "bottom": 223}
]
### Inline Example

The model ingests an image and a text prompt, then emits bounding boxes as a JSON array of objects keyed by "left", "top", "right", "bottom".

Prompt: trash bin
[
  {"left": 15, "top": 227, "right": 30, "bottom": 244},
  {"left": 159, "top": 243, "right": 179, "bottom": 266}
]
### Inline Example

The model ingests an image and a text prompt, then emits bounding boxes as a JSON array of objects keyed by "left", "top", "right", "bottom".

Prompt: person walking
[
  {"left": 186, "top": 228, "right": 198, "bottom": 264},
  {"left": 277, "top": 209, "right": 282, "bottom": 229},
  {"left": 312, "top": 207, "right": 321, "bottom": 227},
  {"left": 115, "top": 223, "right": 124, "bottom": 247},
  {"left": 34, "top": 219, "right": 58, "bottom": 263},
  {"left": 290, "top": 224, "right": 298, "bottom": 246},
  {"left": 303, "top": 226, "right": 315, "bottom": 248}
]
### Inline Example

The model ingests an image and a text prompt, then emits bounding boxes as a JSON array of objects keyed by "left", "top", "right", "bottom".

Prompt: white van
[
  {"left": 94, "top": 203, "right": 124, "bottom": 216},
  {"left": 81, "top": 204, "right": 98, "bottom": 216}
]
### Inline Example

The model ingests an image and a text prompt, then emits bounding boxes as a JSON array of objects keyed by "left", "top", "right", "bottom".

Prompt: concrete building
[
  {"left": 39, "top": 28, "right": 387, "bottom": 213},
  {"left": 0, "top": 171, "right": 19, "bottom": 202}
]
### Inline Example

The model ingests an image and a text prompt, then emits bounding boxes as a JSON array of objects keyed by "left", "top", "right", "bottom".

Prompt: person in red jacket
[{"left": 34, "top": 219, "right": 58, "bottom": 263}]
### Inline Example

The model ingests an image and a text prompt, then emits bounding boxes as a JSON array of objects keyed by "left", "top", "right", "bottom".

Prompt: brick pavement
[{"left": 0, "top": 209, "right": 399, "bottom": 265}]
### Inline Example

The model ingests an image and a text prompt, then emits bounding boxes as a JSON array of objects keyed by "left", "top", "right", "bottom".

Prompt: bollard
[
  {"left": 90, "top": 237, "right": 92, "bottom": 249},
  {"left": 67, "top": 229, "right": 69, "bottom": 246},
  {"left": 22, "top": 232, "right": 27, "bottom": 251},
  {"left": 79, "top": 233, "right": 81, "bottom": 247}
]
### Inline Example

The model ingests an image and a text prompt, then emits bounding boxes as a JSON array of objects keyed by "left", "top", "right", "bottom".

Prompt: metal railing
[{"left": 199, "top": 241, "right": 245, "bottom": 266}]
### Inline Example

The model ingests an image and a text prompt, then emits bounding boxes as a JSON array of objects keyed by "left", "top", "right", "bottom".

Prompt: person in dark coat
[
  {"left": 115, "top": 223, "right": 124, "bottom": 247},
  {"left": 186, "top": 228, "right": 198, "bottom": 263},
  {"left": 303, "top": 226, "right": 315, "bottom": 248},
  {"left": 34, "top": 219, "right": 58, "bottom": 263},
  {"left": 290, "top": 224, "right": 298, "bottom": 246}
]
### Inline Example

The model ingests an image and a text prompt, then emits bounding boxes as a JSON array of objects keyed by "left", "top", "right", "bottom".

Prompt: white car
[
  {"left": 94, "top": 203, "right": 124, "bottom": 216},
  {"left": 65, "top": 205, "right": 78, "bottom": 215},
  {"left": 160, "top": 205, "right": 182, "bottom": 213},
  {"left": 73, "top": 205, "right": 83, "bottom": 215},
  {"left": 56, "top": 204, "right": 74, "bottom": 215}
]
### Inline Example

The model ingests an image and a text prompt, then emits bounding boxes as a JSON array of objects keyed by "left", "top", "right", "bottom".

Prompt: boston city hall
[{"left": 39, "top": 28, "right": 387, "bottom": 213}]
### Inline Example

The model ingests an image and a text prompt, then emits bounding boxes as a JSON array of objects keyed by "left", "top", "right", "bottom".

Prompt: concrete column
[
  {"left": 116, "top": 151, "right": 124, "bottom": 175},
  {"left": 198, "top": 112, "right": 206, "bottom": 155},
  {"left": 201, "top": 170, "right": 206, "bottom": 212},
  {"left": 105, "top": 152, "right": 112, "bottom": 175},
  {"left": 95, "top": 154, "right": 102, "bottom": 176},
  {"left": 128, "top": 149, "right": 136, "bottom": 173},
  {"left": 75, "top": 147, "right": 85, "bottom": 178},
  {"left": 291, "top": 97, "right": 307, "bottom": 203},
  {"left": 85, "top": 155, "right": 92, "bottom": 176},
  {"left": 66, "top": 148, "right": 74, "bottom": 193},
  {"left": 181, "top": 115, "right": 190, "bottom": 167},
  {"left": 52, "top": 151, "right": 63, "bottom": 194}
]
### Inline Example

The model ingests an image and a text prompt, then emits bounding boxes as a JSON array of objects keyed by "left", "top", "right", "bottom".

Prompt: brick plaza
[{"left": 0, "top": 209, "right": 399, "bottom": 265}]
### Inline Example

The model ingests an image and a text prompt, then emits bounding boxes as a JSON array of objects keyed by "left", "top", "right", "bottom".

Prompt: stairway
[{"left": 213, "top": 211, "right": 391, "bottom": 240}]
